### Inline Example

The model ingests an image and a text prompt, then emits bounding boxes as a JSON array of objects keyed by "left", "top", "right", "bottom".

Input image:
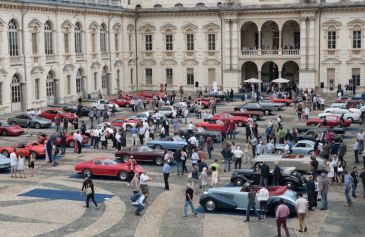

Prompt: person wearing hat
[{"left": 319, "top": 172, "right": 329, "bottom": 210}]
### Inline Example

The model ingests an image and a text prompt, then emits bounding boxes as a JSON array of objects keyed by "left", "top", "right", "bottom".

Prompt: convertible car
[
  {"left": 258, "top": 99, "right": 286, "bottom": 111},
  {"left": 0, "top": 142, "right": 46, "bottom": 158},
  {"left": 230, "top": 167, "right": 306, "bottom": 191},
  {"left": 115, "top": 145, "right": 172, "bottom": 165},
  {"left": 306, "top": 115, "right": 351, "bottom": 127},
  {"left": 228, "top": 109, "right": 264, "bottom": 120},
  {"left": 253, "top": 153, "right": 325, "bottom": 173},
  {"left": 40, "top": 109, "right": 75, "bottom": 122},
  {"left": 210, "top": 113, "right": 248, "bottom": 127},
  {"left": 296, "top": 125, "right": 346, "bottom": 135},
  {"left": 8, "top": 114, "right": 52, "bottom": 129},
  {"left": 297, "top": 129, "right": 342, "bottom": 143},
  {"left": 74, "top": 157, "right": 143, "bottom": 181},
  {"left": 55, "top": 133, "right": 89, "bottom": 147},
  {"left": 266, "top": 97, "right": 293, "bottom": 106},
  {"left": 195, "top": 120, "right": 228, "bottom": 133},
  {"left": 275, "top": 140, "right": 323, "bottom": 155},
  {"left": 147, "top": 136, "right": 187, "bottom": 150},
  {"left": 234, "top": 103, "right": 273, "bottom": 115},
  {"left": 177, "top": 127, "right": 222, "bottom": 142},
  {"left": 318, "top": 108, "right": 361, "bottom": 123},
  {"left": 0, "top": 154, "right": 10, "bottom": 171},
  {"left": 199, "top": 186, "right": 297, "bottom": 215},
  {"left": 0, "top": 121, "right": 24, "bottom": 136}
]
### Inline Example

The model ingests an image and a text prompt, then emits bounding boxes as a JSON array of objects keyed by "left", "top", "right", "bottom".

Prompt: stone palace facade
[{"left": 0, "top": 0, "right": 364, "bottom": 114}]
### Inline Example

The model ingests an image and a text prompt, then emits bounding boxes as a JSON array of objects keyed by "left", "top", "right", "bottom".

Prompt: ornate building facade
[{"left": 0, "top": 0, "right": 364, "bottom": 114}]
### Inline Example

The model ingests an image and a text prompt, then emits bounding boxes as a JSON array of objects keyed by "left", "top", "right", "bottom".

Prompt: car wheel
[
  {"left": 30, "top": 151, "right": 38, "bottom": 159},
  {"left": 122, "top": 155, "right": 130, "bottom": 163},
  {"left": 348, "top": 117, "right": 353, "bottom": 123},
  {"left": 233, "top": 178, "right": 245, "bottom": 187},
  {"left": 204, "top": 198, "right": 217, "bottom": 212},
  {"left": 273, "top": 106, "right": 279, "bottom": 111},
  {"left": 251, "top": 115, "right": 258, "bottom": 121},
  {"left": 1, "top": 130, "right": 8, "bottom": 136},
  {"left": 275, "top": 150, "right": 284, "bottom": 155},
  {"left": 308, "top": 150, "right": 314, "bottom": 156},
  {"left": 1, "top": 150, "right": 10, "bottom": 157},
  {"left": 125, "top": 103, "right": 130, "bottom": 108},
  {"left": 155, "top": 156, "right": 164, "bottom": 166},
  {"left": 34, "top": 122, "right": 41, "bottom": 129},
  {"left": 118, "top": 170, "right": 128, "bottom": 181},
  {"left": 10, "top": 121, "right": 17, "bottom": 126},
  {"left": 83, "top": 169, "right": 93, "bottom": 178},
  {"left": 271, "top": 203, "right": 280, "bottom": 215},
  {"left": 284, "top": 181, "right": 295, "bottom": 190},
  {"left": 154, "top": 144, "right": 162, "bottom": 150},
  {"left": 237, "top": 121, "right": 244, "bottom": 127},
  {"left": 68, "top": 140, "right": 75, "bottom": 148}
]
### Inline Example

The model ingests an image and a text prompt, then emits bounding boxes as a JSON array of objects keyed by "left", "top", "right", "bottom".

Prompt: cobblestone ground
[{"left": 0, "top": 98, "right": 364, "bottom": 237}]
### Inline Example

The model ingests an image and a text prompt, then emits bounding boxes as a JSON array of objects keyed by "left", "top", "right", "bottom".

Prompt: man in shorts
[{"left": 139, "top": 170, "right": 152, "bottom": 204}]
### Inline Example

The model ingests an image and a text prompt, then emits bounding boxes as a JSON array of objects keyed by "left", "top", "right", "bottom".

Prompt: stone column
[
  {"left": 258, "top": 30, "right": 261, "bottom": 55},
  {"left": 308, "top": 17, "right": 316, "bottom": 70},
  {"left": 231, "top": 19, "right": 239, "bottom": 70},
  {"left": 278, "top": 30, "right": 282, "bottom": 55},
  {"left": 223, "top": 19, "right": 231, "bottom": 71},
  {"left": 299, "top": 18, "right": 307, "bottom": 70}
]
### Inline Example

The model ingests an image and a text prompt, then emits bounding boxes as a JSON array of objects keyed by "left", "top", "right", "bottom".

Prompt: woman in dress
[
  {"left": 327, "top": 158, "right": 335, "bottom": 185},
  {"left": 17, "top": 152, "right": 26, "bottom": 178},
  {"left": 211, "top": 165, "right": 219, "bottom": 187},
  {"left": 200, "top": 167, "right": 208, "bottom": 192},
  {"left": 28, "top": 152, "right": 35, "bottom": 177}
]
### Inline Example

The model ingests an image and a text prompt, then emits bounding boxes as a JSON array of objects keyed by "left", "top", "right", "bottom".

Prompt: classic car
[
  {"left": 55, "top": 133, "right": 89, "bottom": 147},
  {"left": 210, "top": 113, "right": 248, "bottom": 127},
  {"left": 297, "top": 129, "right": 342, "bottom": 142},
  {"left": 156, "top": 106, "right": 174, "bottom": 118},
  {"left": 147, "top": 136, "right": 187, "bottom": 150},
  {"left": 74, "top": 157, "right": 143, "bottom": 181},
  {"left": 259, "top": 99, "right": 286, "bottom": 111},
  {"left": 8, "top": 114, "right": 52, "bottom": 129},
  {"left": 275, "top": 140, "right": 323, "bottom": 155},
  {"left": 115, "top": 145, "right": 172, "bottom": 165},
  {"left": 230, "top": 167, "right": 306, "bottom": 191},
  {"left": 109, "top": 98, "right": 131, "bottom": 108},
  {"left": 318, "top": 108, "right": 361, "bottom": 123},
  {"left": 110, "top": 117, "right": 141, "bottom": 131},
  {"left": 0, "top": 154, "right": 11, "bottom": 171},
  {"left": 334, "top": 100, "right": 362, "bottom": 109},
  {"left": 91, "top": 99, "right": 120, "bottom": 111},
  {"left": 195, "top": 120, "right": 228, "bottom": 132},
  {"left": 266, "top": 97, "right": 293, "bottom": 106},
  {"left": 228, "top": 109, "right": 264, "bottom": 120},
  {"left": 128, "top": 112, "right": 157, "bottom": 122},
  {"left": 253, "top": 153, "right": 325, "bottom": 173},
  {"left": 330, "top": 102, "right": 347, "bottom": 109},
  {"left": 0, "top": 142, "right": 46, "bottom": 158},
  {"left": 199, "top": 186, "right": 297, "bottom": 215},
  {"left": 40, "top": 109, "right": 75, "bottom": 122},
  {"left": 63, "top": 106, "right": 91, "bottom": 116},
  {"left": 0, "top": 121, "right": 24, "bottom": 136},
  {"left": 296, "top": 126, "right": 346, "bottom": 135},
  {"left": 177, "top": 127, "right": 222, "bottom": 142},
  {"left": 234, "top": 103, "right": 273, "bottom": 115},
  {"left": 136, "top": 91, "right": 166, "bottom": 99},
  {"left": 306, "top": 114, "right": 351, "bottom": 127},
  {"left": 85, "top": 122, "right": 115, "bottom": 138}
]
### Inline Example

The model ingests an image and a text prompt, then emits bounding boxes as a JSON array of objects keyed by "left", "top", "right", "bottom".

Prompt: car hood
[{"left": 207, "top": 187, "right": 242, "bottom": 194}]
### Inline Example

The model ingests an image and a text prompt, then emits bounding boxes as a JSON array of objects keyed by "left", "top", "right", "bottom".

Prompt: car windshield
[
  {"left": 141, "top": 146, "right": 153, "bottom": 152},
  {"left": 197, "top": 127, "right": 206, "bottom": 132},
  {"left": 104, "top": 159, "right": 117, "bottom": 165},
  {"left": 240, "top": 108, "right": 247, "bottom": 112}
]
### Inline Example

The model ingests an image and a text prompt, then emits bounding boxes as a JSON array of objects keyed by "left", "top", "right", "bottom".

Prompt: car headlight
[{"left": 203, "top": 191, "right": 208, "bottom": 195}]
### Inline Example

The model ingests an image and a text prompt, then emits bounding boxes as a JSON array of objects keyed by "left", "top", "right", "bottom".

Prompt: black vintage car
[
  {"left": 63, "top": 106, "right": 91, "bottom": 116},
  {"left": 230, "top": 167, "right": 306, "bottom": 191}
]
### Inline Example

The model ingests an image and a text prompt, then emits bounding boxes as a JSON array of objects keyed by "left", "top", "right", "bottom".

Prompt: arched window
[
  {"left": 102, "top": 66, "right": 108, "bottom": 89},
  {"left": 44, "top": 21, "right": 53, "bottom": 54},
  {"left": 8, "top": 19, "right": 19, "bottom": 56},
  {"left": 76, "top": 69, "right": 82, "bottom": 93},
  {"left": 100, "top": 24, "right": 106, "bottom": 52},
  {"left": 75, "top": 22, "right": 82, "bottom": 53},
  {"left": 11, "top": 74, "right": 21, "bottom": 103},
  {"left": 46, "top": 72, "right": 55, "bottom": 97}
]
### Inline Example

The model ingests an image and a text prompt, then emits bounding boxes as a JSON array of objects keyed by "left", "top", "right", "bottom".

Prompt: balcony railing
[
  {"left": 46, "top": 54, "right": 55, "bottom": 63},
  {"left": 9, "top": 56, "right": 22, "bottom": 66},
  {"left": 282, "top": 49, "right": 300, "bottom": 55},
  {"left": 241, "top": 49, "right": 300, "bottom": 57},
  {"left": 261, "top": 50, "right": 278, "bottom": 55},
  {"left": 241, "top": 49, "right": 258, "bottom": 56}
]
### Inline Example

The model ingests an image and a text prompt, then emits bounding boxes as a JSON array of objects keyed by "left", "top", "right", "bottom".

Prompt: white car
[
  {"left": 318, "top": 108, "right": 361, "bottom": 122},
  {"left": 330, "top": 102, "right": 347, "bottom": 109},
  {"left": 85, "top": 122, "right": 115, "bottom": 136},
  {"left": 156, "top": 106, "right": 174, "bottom": 117},
  {"left": 91, "top": 99, "right": 120, "bottom": 111}
]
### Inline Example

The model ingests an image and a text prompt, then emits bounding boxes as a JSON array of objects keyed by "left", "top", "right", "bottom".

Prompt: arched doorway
[
  {"left": 261, "top": 61, "right": 279, "bottom": 82},
  {"left": 282, "top": 61, "right": 299, "bottom": 85},
  {"left": 76, "top": 68, "right": 86, "bottom": 98},
  {"left": 240, "top": 22, "right": 258, "bottom": 55},
  {"left": 261, "top": 21, "right": 279, "bottom": 53},
  {"left": 241, "top": 61, "right": 258, "bottom": 83},
  {"left": 11, "top": 74, "right": 22, "bottom": 112},
  {"left": 46, "top": 71, "right": 56, "bottom": 105},
  {"left": 101, "top": 66, "right": 110, "bottom": 95},
  {"left": 282, "top": 20, "right": 300, "bottom": 55}
]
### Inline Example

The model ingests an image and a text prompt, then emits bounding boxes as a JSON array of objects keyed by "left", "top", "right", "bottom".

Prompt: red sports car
[
  {"left": 228, "top": 109, "right": 263, "bottom": 120},
  {"left": 110, "top": 117, "right": 140, "bottom": 130},
  {"left": 40, "top": 109, "right": 75, "bottom": 122},
  {"left": 136, "top": 92, "right": 165, "bottom": 99},
  {"left": 306, "top": 115, "right": 351, "bottom": 127},
  {"left": 211, "top": 113, "right": 248, "bottom": 127},
  {"left": 109, "top": 98, "right": 131, "bottom": 108},
  {"left": 267, "top": 97, "right": 293, "bottom": 106},
  {"left": 196, "top": 121, "right": 228, "bottom": 133},
  {"left": 55, "top": 133, "right": 89, "bottom": 147},
  {"left": 74, "top": 157, "right": 143, "bottom": 181},
  {"left": 0, "top": 122, "right": 24, "bottom": 136},
  {"left": 0, "top": 142, "right": 46, "bottom": 158}
]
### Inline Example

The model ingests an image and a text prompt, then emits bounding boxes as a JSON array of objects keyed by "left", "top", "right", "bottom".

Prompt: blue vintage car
[
  {"left": 199, "top": 186, "right": 297, "bottom": 215},
  {"left": 147, "top": 136, "right": 187, "bottom": 151},
  {"left": 275, "top": 140, "right": 323, "bottom": 155}
]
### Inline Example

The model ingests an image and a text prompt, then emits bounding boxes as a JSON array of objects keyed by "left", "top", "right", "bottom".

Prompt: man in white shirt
[
  {"left": 74, "top": 131, "right": 83, "bottom": 154},
  {"left": 138, "top": 126, "right": 146, "bottom": 145},
  {"left": 140, "top": 170, "right": 152, "bottom": 204},
  {"left": 10, "top": 151, "right": 18, "bottom": 178},
  {"left": 191, "top": 149, "right": 199, "bottom": 165},
  {"left": 295, "top": 193, "right": 308, "bottom": 233},
  {"left": 266, "top": 140, "right": 275, "bottom": 154},
  {"left": 233, "top": 146, "right": 244, "bottom": 169},
  {"left": 93, "top": 128, "right": 100, "bottom": 149},
  {"left": 131, "top": 193, "right": 145, "bottom": 216},
  {"left": 187, "top": 122, "right": 195, "bottom": 134},
  {"left": 257, "top": 187, "right": 270, "bottom": 219},
  {"left": 284, "top": 141, "right": 290, "bottom": 155}
]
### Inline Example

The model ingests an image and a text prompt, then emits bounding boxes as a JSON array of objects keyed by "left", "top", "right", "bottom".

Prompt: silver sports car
[{"left": 8, "top": 114, "right": 52, "bottom": 129}]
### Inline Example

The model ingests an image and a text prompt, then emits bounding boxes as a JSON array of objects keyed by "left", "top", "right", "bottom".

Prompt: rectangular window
[
  {"left": 0, "top": 82, "right": 2, "bottom": 105},
  {"left": 187, "top": 34, "right": 194, "bottom": 50},
  {"left": 328, "top": 31, "right": 336, "bottom": 49},
  {"left": 64, "top": 33, "right": 69, "bottom": 53},
  {"left": 166, "top": 34, "right": 173, "bottom": 51},
  {"left": 130, "top": 68, "right": 133, "bottom": 85},
  {"left": 115, "top": 33, "right": 119, "bottom": 51},
  {"left": 32, "top": 33, "right": 38, "bottom": 54},
  {"left": 91, "top": 33, "right": 96, "bottom": 53},
  {"left": 128, "top": 34, "right": 132, "bottom": 51},
  {"left": 353, "top": 31, "right": 361, "bottom": 49},
  {"left": 67, "top": 75, "right": 71, "bottom": 94},
  {"left": 187, "top": 68, "right": 194, "bottom": 85},
  {"left": 35, "top": 79, "right": 40, "bottom": 100},
  {"left": 145, "top": 35, "right": 152, "bottom": 51},
  {"left": 208, "top": 33, "right": 216, "bottom": 50},
  {"left": 145, "top": 68, "right": 152, "bottom": 84},
  {"left": 166, "top": 68, "right": 173, "bottom": 85},
  {"left": 352, "top": 68, "right": 361, "bottom": 86},
  {"left": 94, "top": 72, "right": 97, "bottom": 90}
]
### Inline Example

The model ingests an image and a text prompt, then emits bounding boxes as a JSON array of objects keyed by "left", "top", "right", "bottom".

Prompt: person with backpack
[{"left": 81, "top": 176, "right": 98, "bottom": 209}]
